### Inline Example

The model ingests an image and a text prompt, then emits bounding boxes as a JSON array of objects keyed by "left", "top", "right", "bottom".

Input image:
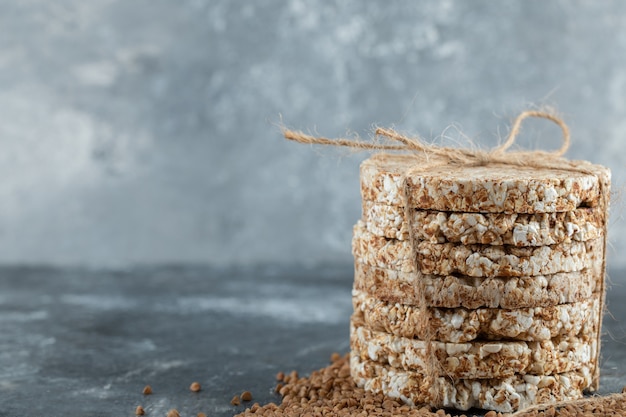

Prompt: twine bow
[{"left": 283, "top": 110, "right": 571, "bottom": 167}]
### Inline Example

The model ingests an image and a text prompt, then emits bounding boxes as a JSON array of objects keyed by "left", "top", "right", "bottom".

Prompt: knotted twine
[{"left": 283, "top": 110, "right": 609, "bottom": 407}]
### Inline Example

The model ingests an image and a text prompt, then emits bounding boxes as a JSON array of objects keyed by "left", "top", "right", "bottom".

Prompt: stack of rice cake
[{"left": 350, "top": 153, "right": 611, "bottom": 413}]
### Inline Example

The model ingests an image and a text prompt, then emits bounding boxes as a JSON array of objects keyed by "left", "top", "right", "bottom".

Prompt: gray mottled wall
[{"left": 1, "top": 0, "right": 625, "bottom": 270}]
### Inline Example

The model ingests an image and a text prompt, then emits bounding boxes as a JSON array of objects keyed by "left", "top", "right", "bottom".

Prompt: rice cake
[
  {"left": 362, "top": 201, "right": 604, "bottom": 245},
  {"left": 360, "top": 153, "right": 610, "bottom": 213},
  {"left": 417, "top": 239, "right": 602, "bottom": 278},
  {"left": 350, "top": 322, "right": 597, "bottom": 379},
  {"left": 350, "top": 353, "right": 593, "bottom": 413},
  {"left": 352, "top": 221, "right": 603, "bottom": 277},
  {"left": 351, "top": 289, "right": 600, "bottom": 343},
  {"left": 353, "top": 262, "right": 601, "bottom": 309}
]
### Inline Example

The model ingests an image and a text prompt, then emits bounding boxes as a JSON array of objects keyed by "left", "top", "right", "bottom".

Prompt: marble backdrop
[{"left": 0, "top": 1, "right": 624, "bottom": 271}]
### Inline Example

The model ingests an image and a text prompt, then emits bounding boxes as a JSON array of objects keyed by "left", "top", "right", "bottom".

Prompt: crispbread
[
  {"left": 353, "top": 262, "right": 601, "bottom": 309},
  {"left": 352, "top": 221, "right": 603, "bottom": 277},
  {"left": 417, "top": 239, "right": 603, "bottom": 278},
  {"left": 351, "top": 289, "right": 600, "bottom": 343},
  {"left": 360, "top": 153, "right": 610, "bottom": 213},
  {"left": 350, "top": 353, "right": 593, "bottom": 413},
  {"left": 350, "top": 322, "right": 597, "bottom": 379},
  {"left": 362, "top": 201, "right": 605, "bottom": 245}
]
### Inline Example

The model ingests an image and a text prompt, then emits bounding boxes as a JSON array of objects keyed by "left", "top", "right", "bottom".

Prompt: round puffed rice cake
[
  {"left": 350, "top": 353, "right": 593, "bottom": 413},
  {"left": 350, "top": 322, "right": 597, "bottom": 379},
  {"left": 361, "top": 200, "right": 605, "bottom": 246},
  {"left": 353, "top": 261, "right": 601, "bottom": 309},
  {"left": 351, "top": 289, "right": 601, "bottom": 343},
  {"left": 360, "top": 153, "right": 610, "bottom": 213}
]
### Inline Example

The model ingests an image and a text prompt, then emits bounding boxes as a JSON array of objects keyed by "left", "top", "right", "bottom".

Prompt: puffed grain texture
[
  {"left": 362, "top": 201, "right": 605, "bottom": 245},
  {"left": 351, "top": 289, "right": 601, "bottom": 343},
  {"left": 350, "top": 353, "right": 593, "bottom": 413},
  {"left": 417, "top": 239, "right": 603, "bottom": 277},
  {"left": 360, "top": 153, "right": 610, "bottom": 213},
  {"left": 352, "top": 220, "right": 603, "bottom": 277},
  {"left": 350, "top": 322, "right": 597, "bottom": 379},
  {"left": 353, "top": 261, "right": 601, "bottom": 309}
]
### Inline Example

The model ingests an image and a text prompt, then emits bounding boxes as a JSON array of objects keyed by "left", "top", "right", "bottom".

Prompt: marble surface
[
  {"left": 0, "top": 1, "right": 626, "bottom": 269},
  {"left": 0, "top": 265, "right": 624, "bottom": 417}
]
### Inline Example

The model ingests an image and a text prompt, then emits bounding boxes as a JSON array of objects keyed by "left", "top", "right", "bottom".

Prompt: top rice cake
[{"left": 360, "top": 154, "right": 610, "bottom": 213}]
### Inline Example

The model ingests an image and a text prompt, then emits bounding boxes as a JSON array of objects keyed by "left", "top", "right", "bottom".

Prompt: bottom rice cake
[
  {"left": 353, "top": 261, "right": 601, "bottom": 309},
  {"left": 350, "top": 353, "right": 593, "bottom": 413},
  {"left": 351, "top": 289, "right": 601, "bottom": 343},
  {"left": 350, "top": 322, "right": 597, "bottom": 379}
]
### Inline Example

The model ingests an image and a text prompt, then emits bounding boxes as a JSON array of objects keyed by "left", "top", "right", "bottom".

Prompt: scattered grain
[
  {"left": 241, "top": 391, "right": 253, "bottom": 401},
  {"left": 135, "top": 405, "right": 145, "bottom": 416},
  {"left": 190, "top": 381, "right": 201, "bottom": 392},
  {"left": 167, "top": 409, "right": 180, "bottom": 417},
  {"left": 231, "top": 395, "right": 241, "bottom": 406},
  {"left": 142, "top": 385, "right": 152, "bottom": 395},
  {"left": 197, "top": 413, "right": 207, "bottom": 417},
  {"left": 234, "top": 354, "right": 626, "bottom": 417}
]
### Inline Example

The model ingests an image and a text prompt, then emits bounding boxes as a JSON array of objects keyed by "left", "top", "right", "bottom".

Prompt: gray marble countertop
[{"left": 0, "top": 265, "right": 624, "bottom": 417}]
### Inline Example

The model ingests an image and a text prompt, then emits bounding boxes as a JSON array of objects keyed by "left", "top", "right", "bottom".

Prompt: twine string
[
  {"left": 284, "top": 110, "right": 572, "bottom": 166},
  {"left": 282, "top": 129, "right": 407, "bottom": 151}
]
